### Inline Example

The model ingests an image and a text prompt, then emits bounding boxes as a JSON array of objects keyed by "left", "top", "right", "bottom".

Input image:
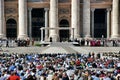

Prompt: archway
[
  {"left": 6, "top": 19, "right": 17, "bottom": 39},
  {"left": 94, "top": 9, "right": 107, "bottom": 38},
  {"left": 59, "top": 19, "right": 69, "bottom": 42}
]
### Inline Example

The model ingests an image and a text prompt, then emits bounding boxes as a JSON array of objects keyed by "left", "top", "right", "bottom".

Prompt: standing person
[
  {"left": 32, "top": 38, "right": 34, "bottom": 46},
  {"left": 62, "top": 72, "right": 69, "bottom": 80},
  {"left": 6, "top": 40, "right": 9, "bottom": 47},
  {"left": 52, "top": 73, "right": 59, "bottom": 80}
]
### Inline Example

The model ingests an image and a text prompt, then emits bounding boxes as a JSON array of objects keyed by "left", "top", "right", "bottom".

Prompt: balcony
[
  {"left": 91, "top": 0, "right": 112, "bottom": 3},
  {"left": 28, "top": 0, "right": 49, "bottom": 2},
  {"left": 5, "top": 0, "right": 16, "bottom": 1},
  {"left": 58, "top": 0, "right": 70, "bottom": 3}
]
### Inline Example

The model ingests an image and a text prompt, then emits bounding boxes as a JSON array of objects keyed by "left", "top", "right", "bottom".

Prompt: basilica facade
[{"left": 0, "top": 0, "right": 120, "bottom": 41}]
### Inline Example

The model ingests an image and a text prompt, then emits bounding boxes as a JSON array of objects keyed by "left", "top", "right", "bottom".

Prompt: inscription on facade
[
  {"left": 28, "top": 0, "right": 49, "bottom": 2},
  {"left": 5, "top": 8, "right": 17, "bottom": 14},
  {"left": 59, "top": 8, "right": 69, "bottom": 14}
]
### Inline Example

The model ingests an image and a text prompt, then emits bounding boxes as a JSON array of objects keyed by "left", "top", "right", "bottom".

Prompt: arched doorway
[
  {"left": 59, "top": 19, "right": 69, "bottom": 42},
  {"left": 6, "top": 19, "right": 17, "bottom": 39},
  {"left": 94, "top": 9, "right": 107, "bottom": 38}
]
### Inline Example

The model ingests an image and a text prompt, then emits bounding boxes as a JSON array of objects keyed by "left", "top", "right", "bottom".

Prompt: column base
[
  {"left": 70, "top": 34, "right": 80, "bottom": 41},
  {"left": 44, "top": 36, "right": 49, "bottom": 42},
  {"left": 49, "top": 34, "right": 59, "bottom": 42},
  {"left": 111, "top": 35, "right": 120, "bottom": 39},
  {"left": 0, "top": 34, "right": 6, "bottom": 39},
  {"left": 17, "top": 35, "right": 29, "bottom": 40},
  {"left": 84, "top": 35, "right": 91, "bottom": 39}
]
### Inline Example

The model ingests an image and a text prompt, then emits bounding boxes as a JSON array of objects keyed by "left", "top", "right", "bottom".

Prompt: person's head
[{"left": 62, "top": 72, "right": 68, "bottom": 77}]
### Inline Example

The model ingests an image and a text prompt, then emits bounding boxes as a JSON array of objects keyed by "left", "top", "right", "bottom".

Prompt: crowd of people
[
  {"left": 0, "top": 38, "right": 120, "bottom": 47},
  {"left": 75, "top": 39, "right": 120, "bottom": 47},
  {"left": 0, "top": 52, "right": 119, "bottom": 80},
  {"left": 0, "top": 39, "right": 34, "bottom": 47}
]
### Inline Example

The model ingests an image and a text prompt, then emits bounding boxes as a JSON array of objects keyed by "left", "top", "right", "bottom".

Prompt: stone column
[
  {"left": 41, "top": 28, "right": 43, "bottom": 42},
  {"left": 91, "top": 9, "right": 95, "bottom": 38},
  {"left": 28, "top": 8, "right": 32, "bottom": 40},
  {"left": 0, "top": 0, "right": 5, "bottom": 39},
  {"left": 18, "top": 0, "right": 28, "bottom": 40},
  {"left": 44, "top": 8, "right": 49, "bottom": 41},
  {"left": 107, "top": 8, "right": 111, "bottom": 38},
  {"left": 111, "top": 0, "right": 120, "bottom": 38},
  {"left": 49, "top": 0, "right": 58, "bottom": 42},
  {"left": 83, "top": 0, "right": 91, "bottom": 38},
  {"left": 71, "top": 0, "right": 80, "bottom": 40}
]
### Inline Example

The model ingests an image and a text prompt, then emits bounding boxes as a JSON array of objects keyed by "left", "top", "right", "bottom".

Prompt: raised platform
[{"left": 0, "top": 42, "right": 120, "bottom": 55}]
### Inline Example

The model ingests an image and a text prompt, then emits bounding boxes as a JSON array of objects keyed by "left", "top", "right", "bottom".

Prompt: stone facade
[{"left": 0, "top": 0, "right": 119, "bottom": 41}]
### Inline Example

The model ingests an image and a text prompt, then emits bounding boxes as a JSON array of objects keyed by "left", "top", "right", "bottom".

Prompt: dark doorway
[
  {"left": 59, "top": 19, "right": 69, "bottom": 42},
  {"left": 94, "top": 9, "right": 107, "bottom": 38},
  {"left": 6, "top": 19, "right": 17, "bottom": 39},
  {"left": 32, "top": 8, "right": 45, "bottom": 40}
]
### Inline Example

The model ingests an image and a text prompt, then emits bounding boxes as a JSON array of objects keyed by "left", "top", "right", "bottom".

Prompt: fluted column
[
  {"left": 0, "top": 0, "right": 5, "bottom": 39},
  {"left": 44, "top": 8, "right": 49, "bottom": 41},
  {"left": 18, "top": 0, "right": 28, "bottom": 40},
  {"left": 49, "top": 0, "right": 58, "bottom": 42},
  {"left": 41, "top": 28, "right": 43, "bottom": 42},
  {"left": 71, "top": 0, "right": 80, "bottom": 40},
  {"left": 91, "top": 9, "right": 95, "bottom": 38},
  {"left": 28, "top": 8, "right": 32, "bottom": 40},
  {"left": 111, "top": 0, "right": 120, "bottom": 38},
  {"left": 107, "top": 8, "right": 111, "bottom": 38},
  {"left": 83, "top": 0, "right": 91, "bottom": 38}
]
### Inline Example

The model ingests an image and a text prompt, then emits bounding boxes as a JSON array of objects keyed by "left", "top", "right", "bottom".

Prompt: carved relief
[{"left": 5, "top": 8, "right": 17, "bottom": 14}]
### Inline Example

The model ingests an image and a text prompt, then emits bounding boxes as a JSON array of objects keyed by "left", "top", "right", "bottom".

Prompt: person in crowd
[
  {"left": 0, "top": 52, "right": 119, "bottom": 80},
  {"left": 7, "top": 71, "right": 20, "bottom": 80}
]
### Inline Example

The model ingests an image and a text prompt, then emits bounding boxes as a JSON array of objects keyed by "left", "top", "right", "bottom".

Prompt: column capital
[
  {"left": 44, "top": 8, "right": 49, "bottom": 11},
  {"left": 106, "top": 8, "right": 111, "bottom": 12},
  {"left": 28, "top": 7, "right": 32, "bottom": 11},
  {"left": 91, "top": 8, "right": 95, "bottom": 12}
]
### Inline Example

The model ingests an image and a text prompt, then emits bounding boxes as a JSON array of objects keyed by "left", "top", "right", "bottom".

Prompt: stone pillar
[
  {"left": 49, "top": 0, "right": 58, "bottom": 42},
  {"left": 41, "top": 28, "right": 43, "bottom": 42},
  {"left": 18, "top": 0, "right": 28, "bottom": 40},
  {"left": 91, "top": 9, "right": 95, "bottom": 38},
  {"left": 107, "top": 8, "right": 111, "bottom": 38},
  {"left": 28, "top": 8, "right": 32, "bottom": 40},
  {"left": 44, "top": 8, "right": 49, "bottom": 41},
  {"left": 0, "top": 0, "right": 5, "bottom": 39},
  {"left": 111, "top": 0, "right": 120, "bottom": 38},
  {"left": 83, "top": 0, "right": 91, "bottom": 38},
  {"left": 71, "top": 0, "right": 80, "bottom": 40}
]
